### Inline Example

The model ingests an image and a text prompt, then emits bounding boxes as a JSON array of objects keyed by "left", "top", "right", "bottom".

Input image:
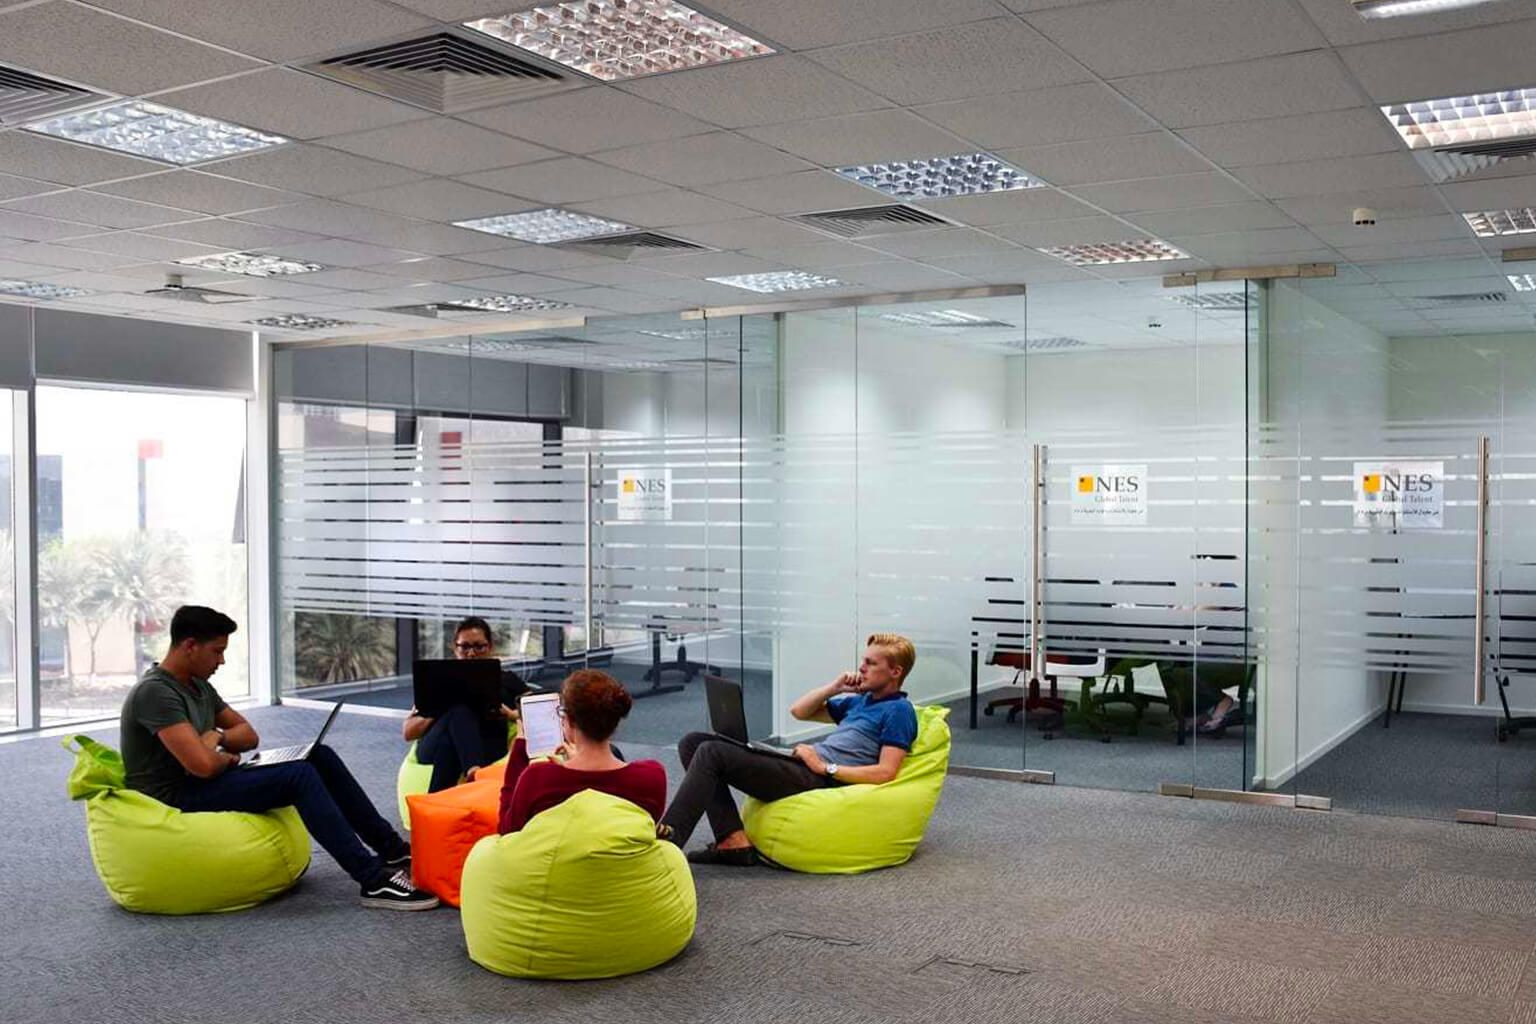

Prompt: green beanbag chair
[
  {"left": 64, "top": 735, "right": 310, "bottom": 915},
  {"left": 741, "top": 704, "right": 951, "bottom": 874},
  {"left": 398, "top": 721, "right": 518, "bottom": 830},
  {"left": 459, "top": 789, "right": 696, "bottom": 980}
]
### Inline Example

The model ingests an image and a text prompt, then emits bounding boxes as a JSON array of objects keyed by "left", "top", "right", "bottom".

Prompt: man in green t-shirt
[{"left": 119, "top": 605, "right": 436, "bottom": 910}]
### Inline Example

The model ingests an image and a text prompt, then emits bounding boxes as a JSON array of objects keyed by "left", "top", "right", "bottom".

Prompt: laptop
[
  {"left": 412, "top": 659, "right": 503, "bottom": 718},
  {"left": 703, "top": 676, "right": 798, "bottom": 761},
  {"left": 247, "top": 702, "right": 343, "bottom": 767}
]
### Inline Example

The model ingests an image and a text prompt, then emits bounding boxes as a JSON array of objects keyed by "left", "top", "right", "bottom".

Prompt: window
[{"left": 36, "top": 386, "right": 248, "bottom": 723}]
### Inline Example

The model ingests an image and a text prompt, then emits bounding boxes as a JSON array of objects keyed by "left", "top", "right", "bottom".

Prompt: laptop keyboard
[{"left": 255, "top": 743, "right": 308, "bottom": 763}]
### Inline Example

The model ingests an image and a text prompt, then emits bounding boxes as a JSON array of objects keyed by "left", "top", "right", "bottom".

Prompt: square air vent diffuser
[
  {"left": 553, "top": 231, "right": 709, "bottom": 259},
  {"left": 0, "top": 63, "right": 107, "bottom": 127},
  {"left": 793, "top": 204, "right": 951, "bottom": 239},
  {"left": 306, "top": 31, "right": 571, "bottom": 113}
]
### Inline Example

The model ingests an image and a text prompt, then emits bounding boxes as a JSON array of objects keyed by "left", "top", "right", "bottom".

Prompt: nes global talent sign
[
  {"left": 1071, "top": 465, "right": 1148, "bottom": 526},
  {"left": 1353, "top": 460, "right": 1442, "bottom": 529},
  {"left": 616, "top": 468, "right": 672, "bottom": 522}
]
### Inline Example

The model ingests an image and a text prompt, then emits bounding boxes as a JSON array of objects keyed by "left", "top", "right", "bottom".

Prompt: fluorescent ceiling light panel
[
  {"left": 1464, "top": 208, "right": 1536, "bottom": 237},
  {"left": 879, "top": 309, "right": 1016, "bottom": 328},
  {"left": 1381, "top": 87, "right": 1536, "bottom": 152},
  {"left": 1353, "top": 0, "right": 1506, "bottom": 18},
  {"left": 249, "top": 314, "right": 352, "bottom": 331},
  {"left": 454, "top": 208, "right": 634, "bottom": 244},
  {"left": 1166, "top": 291, "right": 1252, "bottom": 310},
  {"left": 1510, "top": 273, "right": 1536, "bottom": 292},
  {"left": 836, "top": 153, "right": 1044, "bottom": 200},
  {"left": 707, "top": 271, "right": 845, "bottom": 293},
  {"left": 998, "top": 336, "right": 1087, "bottom": 352},
  {"left": 465, "top": 1, "right": 774, "bottom": 82},
  {"left": 636, "top": 327, "right": 709, "bottom": 341},
  {"left": 439, "top": 294, "right": 575, "bottom": 313},
  {"left": 0, "top": 278, "right": 90, "bottom": 299},
  {"left": 26, "top": 100, "right": 287, "bottom": 165},
  {"left": 1038, "top": 240, "right": 1189, "bottom": 266},
  {"left": 175, "top": 251, "right": 324, "bottom": 277}
]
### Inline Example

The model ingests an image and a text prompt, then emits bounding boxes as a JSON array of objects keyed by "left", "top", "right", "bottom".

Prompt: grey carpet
[{"left": 13, "top": 705, "right": 1536, "bottom": 1024}]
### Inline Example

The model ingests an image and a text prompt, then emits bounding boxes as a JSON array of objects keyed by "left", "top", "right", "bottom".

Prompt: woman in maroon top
[{"left": 497, "top": 669, "right": 666, "bottom": 834}]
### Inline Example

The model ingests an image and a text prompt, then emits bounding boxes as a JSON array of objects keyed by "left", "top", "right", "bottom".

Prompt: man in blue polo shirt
[{"left": 660, "top": 633, "right": 920, "bottom": 866}]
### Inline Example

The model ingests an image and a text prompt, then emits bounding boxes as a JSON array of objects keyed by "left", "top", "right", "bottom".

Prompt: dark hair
[
  {"left": 560, "top": 670, "right": 632, "bottom": 742},
  {"left": 171, "top": 606, "right": 238, "bottom": 645},
  {"left": 454, "top": 616, "right": 494, "bottom": 647}
]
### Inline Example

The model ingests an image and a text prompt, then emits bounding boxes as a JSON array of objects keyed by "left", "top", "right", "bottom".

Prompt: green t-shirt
[{"left": 120, "top": 664, "right": 228, "bottom": 804}]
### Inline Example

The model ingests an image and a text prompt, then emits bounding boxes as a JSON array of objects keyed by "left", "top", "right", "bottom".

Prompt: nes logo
[
  {"left": 617, "top": 468, "right": 672, "bottom": 522},
  {"left": 1354, "top": 461, "right": 1442, "bottom": 529},
  {"left": 1071, "top": 464, "right": 1148, "bottom": 525}
]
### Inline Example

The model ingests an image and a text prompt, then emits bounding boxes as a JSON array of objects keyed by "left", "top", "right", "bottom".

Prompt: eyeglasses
[
  {"left": 454, "top": 641, "right": 492, "bottom": 654},
  {"left": 556, "top": 705, "right": 567, "bottom": 719}
]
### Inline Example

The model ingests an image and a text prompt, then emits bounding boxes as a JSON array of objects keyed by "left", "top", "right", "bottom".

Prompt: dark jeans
[
  {"left": 175, "top": 744, "right": 404, "bottom": 885},
  {"left": 660, "top": 732, "right": 829, "bottom": 846},
  {"left": 417, "top": 705, "right": 508, "bottom": 793}
]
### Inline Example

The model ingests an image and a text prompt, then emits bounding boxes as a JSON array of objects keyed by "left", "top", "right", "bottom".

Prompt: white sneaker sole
[{"left": 360, "top": 894, "right": 440, "bottom": 910}]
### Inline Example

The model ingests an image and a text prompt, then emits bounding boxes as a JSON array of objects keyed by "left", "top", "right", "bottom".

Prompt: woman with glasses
[
  {"left": 402, "top": 616, "right": 520, "bottom": 793},
  {"left": 496, "top": 669, "right": 665, "bottom": 834}
]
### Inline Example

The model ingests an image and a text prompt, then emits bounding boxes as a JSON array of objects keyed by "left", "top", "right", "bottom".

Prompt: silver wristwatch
[{"left": 825, "top": 762, "right": 839, "bottom": 778}]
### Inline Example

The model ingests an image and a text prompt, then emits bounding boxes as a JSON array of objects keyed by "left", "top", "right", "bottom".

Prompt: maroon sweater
[{"left": 496, "top": 737, "right": 667, "bottom": 834}]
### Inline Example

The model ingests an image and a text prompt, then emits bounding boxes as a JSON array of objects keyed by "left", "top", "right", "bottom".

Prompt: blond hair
[{"left": 866, "top": 632, "right": 916, "bottom": 681}]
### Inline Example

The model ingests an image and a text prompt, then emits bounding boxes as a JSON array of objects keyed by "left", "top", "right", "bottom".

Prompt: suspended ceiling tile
[
  {"left": 1170, "top": 227, "right": 1329, "bottom": 259},
  {"left": 453, "top": 272, "right": 588, "bottom": 295},
  {"left": 1336, "top": 238, "right": 1484, "bottom": 261},
  {"left": 619, "top": 55, "right": 889, "bottom": 129},
  {"left": 0, "top": 2, "right": 260, "bottom": 96},
  {"left": 4, "top": 190, "right": 188, "bottom": 230},
  {"left": 735, "top": 240, "right": 895, "bottom": 270},
  {"left": 449, "top": 244, "right": 610, "bottom": 272},
  {"left": 591, "top": 132, "right": 813, "bottom": 188},
  {"left": 1276, "top": 187, "right": 1447, "bottom": 227},
  {"left": 854, "top": 228, "right": 1020, "bottom": 259},
  {"left": 158, "top": 69, "right": 431, "bottom": 142},
  {"left": 0, "top": 172, "right": 58, "bottom": 202},
  {"left": 740, "top": 109, "right": 973, "bottom": 167},
  {"left": 573, "top": 189, "right": 758, "bottom": 229},
  {"left": 1129, "top": 202, "right": 1299, "bottom": 237},
  {"left": 922, "top": 188, "right": 1098, "bottom": 227},
  {"left": 1294, "top": 0, "right": 1536, "bottom": 47},
  {"left": 143, "top": 218, "right": 327, "bottom": 251},
  {"left": 701, "top": 0, "right": 1007, "bottom": 49},
  {"left": 1338, "top": 18, "right": 1536, "bottom": 102},
  {"left": 269, "top": 238, "right": 422, "bottom": 267},
  {"left": 206, "top": 144, "right": 428, "bottom": 197},
  {"left": 1232, "top": 153, "right": 1433, "bottom": 199},
  {"left": 1025, "top": 0, "right": 1328, "bottom": 79},
  {"left": 339, "top": 179, "right": 526, "bottom": 221},
  {"left": 675, "top": 216, "right": 831, "bottom": 250},
  {"left": 0, "top": 134, "right": 165, "bottom": 188},
  {"left": 83, "top": 0, "right": 436, "bottom": 63},
  {"left": 1069, "top": 172, "right": 1257, "bottom": 214},
  {"left": 461, "top": 156, "right": 665, "bottom": 204},
  {"left": 461, "top": 88, "right": 713, "bottom": 155},
  {"left": 324, "top": 120, "right": 557, "bottom": 177},
  {"left": 54, "top": 230, "right": 227, "bottom": 261},
  {"left": 92, "top": 171, "right": 302, "bottom": 216},
  {"left": 696, "top": 170, "right": 882, "bottom": 216},
  {"left": 0, "top": 241, "right": 141, "bottom": 270},
  {"left": 1114, "top": 51, "right": 1362, "bottom": 129},
  {"left": 988, "top": 216, "right": 1153, "bottom": 247},
  {"left": 1003, "top": 132, "right": 1212, "bottom": 187},
  {"left": 809, "top": 18, "right": 1088, "bottom": 105},
  {"left": 917, "top": 82, "right": 1158, "bottom": 151},
  {"left": 1178, "top": 107, "right": 1407, "bottom": 169},
  {"left": 1439, "top": 175, "right": 1536, "bottom": 214},
  {"left": 1310, "top": 215, "right": 1472, "bottom": 247}
]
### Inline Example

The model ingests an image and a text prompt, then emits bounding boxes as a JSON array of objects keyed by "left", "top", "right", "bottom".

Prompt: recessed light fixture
[
  {"left": 1037, "top": 240, "right": 1190, "bottom": 266},
  {"left": 26, "top": 100, "right": 287, "bottom": 165},
  {"left": 636, "top": 327, "right": 709, "bottom": 341},
  {"left": 879, "top": 309, "right": 1016, "bottom": 328},
  {"left": 998, "top": 336, "right": 1087, "bottom": 352},
  {"left": 175, "top": 251, "right": 325, "bottom": 277},
  {"left": 1381, "top": 87, "right": 1536, "bottom": 153},
  {"left": 836, "top": 153, "right": 1045, "bottom": 200},
  {"left": 249, "top": 314, "right": 352, "bottom": 331},
  {"left": 707, "top": 271, "right": 845, "bottom": 293},
  {"left": 0, "top": 278, "right": 90, "bottom": 300},
  {"left": 439, "top": 294, "right": 576, "bottom": 313},
  {"left": 454, "top": 208, "right": 634, "bottom": 244},
  {"left": 1166, "top": 291, "right": 1252, "bottom": 310},
  {"left": 1510, "top": 273, "right": 1536, "bottom": 292},
  {"left": 464, "top": 1, "right": 774, "bottom": 82},
  {"left": 1353, "top": 0, "right": 1506, "bottom": 18},
  {"left": 1464, "top": 209, "right": 1536, "bottom": 237}
]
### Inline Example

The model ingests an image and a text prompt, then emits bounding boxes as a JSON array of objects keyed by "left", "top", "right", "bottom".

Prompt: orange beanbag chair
[{"left": 406, "top": 761, "right": 507, "bottom": 908}]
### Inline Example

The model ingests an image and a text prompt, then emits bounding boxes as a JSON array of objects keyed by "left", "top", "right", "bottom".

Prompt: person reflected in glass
[
  {"left": 403, "top": 616, "right": 518, "bottom": 793},
  {"left": 496, "top": 669, "right": 665, "bottom": 834}
]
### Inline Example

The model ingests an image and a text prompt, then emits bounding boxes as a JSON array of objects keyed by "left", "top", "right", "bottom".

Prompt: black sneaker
[
  {"left": 381, "top": 848, "right": 411, "bottom": 871},
  {"left": 686, "top": 844, "right": 760, "bottom": 867},
  {"left": 360, "top": 869, "right": 439, "bottom": 910}
]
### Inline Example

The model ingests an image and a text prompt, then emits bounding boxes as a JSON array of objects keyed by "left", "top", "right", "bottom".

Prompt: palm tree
[
  {"left": 38, "top": 538, "right": 121, "bottom": 683},
  {"left": 294, "top": 612, "right": 395, "bottom": 686},
  {"left": 97, "top": 531, "right": 190, "bottom": 671}
]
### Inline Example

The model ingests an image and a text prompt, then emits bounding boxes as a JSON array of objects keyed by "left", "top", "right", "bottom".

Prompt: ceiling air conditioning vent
[
  {"left": 793, "top": 203, "right": 951, "bottom": 239},
  {"left": 1418, "top": 291, "right": 1508, "bottom": 305},
  {"left": 663, "top": 357, "right": 738, "bottom": 369},
  {"left": 998, "top": 336, "right": 1088, "bottom": 352},
  {"left": 306, "top": 32, "right": 570, "bottom": 113},
  {"left": 0, "top": 63, "right": 109, "bottom": 126},
  {"left": 555, "top": 231, "right": 709, "bottom": 260}
]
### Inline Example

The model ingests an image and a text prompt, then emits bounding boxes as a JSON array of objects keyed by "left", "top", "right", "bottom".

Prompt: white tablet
[{"left": 519, "top": 692, "right": 563, "bottom": 760}]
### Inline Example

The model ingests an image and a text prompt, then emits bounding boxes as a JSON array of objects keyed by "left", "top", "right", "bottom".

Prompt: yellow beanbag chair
[
  {"left": 742, "top": 704, "right": 951, "bottom": 874},
  {"left": 460, "top": 789, "right": 696, "bottom": 980},
  {"left": 65, "top": 735, "right": 310, "bottom": 915}
]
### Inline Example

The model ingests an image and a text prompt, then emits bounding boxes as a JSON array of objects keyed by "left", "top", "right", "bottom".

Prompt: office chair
[
  {"left": 1496, "top": 673, "right": 1536, "bottom": 741},
  {"left": 984, "top": 649, "right": 1106, "bottom": 737}
]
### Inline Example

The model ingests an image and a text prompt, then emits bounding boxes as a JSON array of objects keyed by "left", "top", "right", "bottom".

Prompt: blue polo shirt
[{"left": 811, "top": 691, "right": 918, "bottom": 768}]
